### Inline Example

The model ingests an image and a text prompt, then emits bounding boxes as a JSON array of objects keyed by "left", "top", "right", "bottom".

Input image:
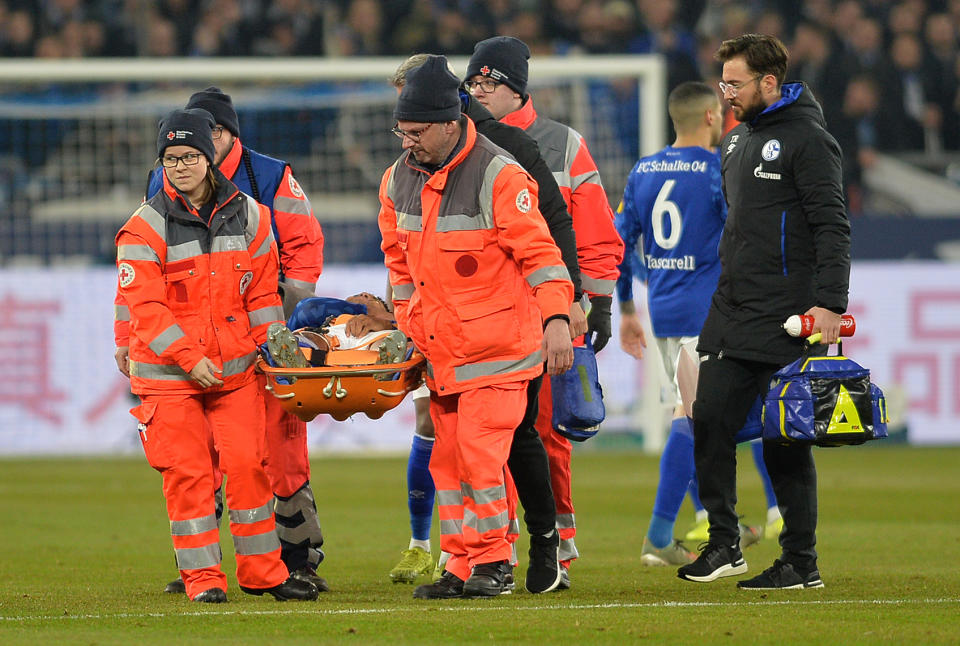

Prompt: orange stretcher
[{"left": 257, "top": 350, "right": 426, "bottom": 422}]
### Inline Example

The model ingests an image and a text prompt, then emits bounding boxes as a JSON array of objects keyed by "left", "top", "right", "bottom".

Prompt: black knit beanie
[
  {"left": 465, "top": 36, "right": 530, "bottom": 97},
  {"left": 186, "top": 86, "right": 240, "bottom": 137},
  {"left": 156, "top": 108, "right": 216, "bottom": 163},
  {"left": 394, "top": 55, "right": 462, "bottom": 123}
]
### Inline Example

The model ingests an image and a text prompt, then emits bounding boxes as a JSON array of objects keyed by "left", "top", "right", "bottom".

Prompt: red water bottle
[{"left": 783, "top": 314, "right": 856, "bottom": 337}]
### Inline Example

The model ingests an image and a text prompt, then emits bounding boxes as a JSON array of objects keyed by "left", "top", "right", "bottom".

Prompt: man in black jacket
[
  {"left": 387, "top": 54, "right": 586, "bottom": 597},
  {"left": 677, "top": 34, "right": 850, "bottom": 590}
]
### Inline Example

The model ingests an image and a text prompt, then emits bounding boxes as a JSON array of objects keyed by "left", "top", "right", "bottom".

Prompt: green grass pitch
[{"left": 1, "top": 446, "right": 957, "bottom": 645}]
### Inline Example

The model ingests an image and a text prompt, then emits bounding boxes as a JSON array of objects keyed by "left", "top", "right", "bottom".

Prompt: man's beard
[{"left": 735, "top": 97, "right": 766, "bottom": 123}]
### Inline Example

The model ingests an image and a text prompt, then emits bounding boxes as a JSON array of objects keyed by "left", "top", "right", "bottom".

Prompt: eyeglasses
[
  {"left": 211, "top": 125, "right": 224, "bottom": 140},
  {"left": 161, "top": 152, "right": 204, "bottom": 168},
  {"left": 464, "top": 78, "right": 500, "bottom": 94},
  {"left": 718, "top": 75, "right": 763, "bottom": 97},
  {"left": 391, "top": 122, "right": 433, "bottom": 142}
]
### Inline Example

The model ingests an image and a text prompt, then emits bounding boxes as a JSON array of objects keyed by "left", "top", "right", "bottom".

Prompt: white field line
[{"left": 2, "top": 598, "right": 958, "bottom": 623}]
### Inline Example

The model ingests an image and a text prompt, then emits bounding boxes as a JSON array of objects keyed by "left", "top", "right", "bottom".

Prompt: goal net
[{"left": 0, "top": 55, "right": 665, "bottom": 266}]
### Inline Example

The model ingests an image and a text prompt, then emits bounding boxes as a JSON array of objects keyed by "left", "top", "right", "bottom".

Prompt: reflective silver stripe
[
  {"left": 527, "top": 265, "right": 570, "bottom": 288},
  {"left": 509, "top": 517, "right": 520, "bottom": 535},
  {"left": 233, "top": 530, "right": 281, "bottom": 556},
  {"left": 385, "top": 160, "right": 401, "bottom": 205},
  {"left": 275, "top": 487, "right": 324, "bottom": 549},
  {"left": 167, "top": 240, "right": 203, "bottom": 263},
  {"left": 580, "top": 276, "right": 617, "bottom": 296},
  {"left": 439, "top": 518, "right": 463, "bottom": 535},
  {"left": 117, "top": 244, "right": 160, "bottom": 263},
  {"left": 129, "top": 360, "right": 190, "bottom": 381},
  {"left": 561, "top": 129, "right": 582, "bottom": 190},
  {"left": 454, "top": 350, "right": 542, "bottom": 382},
  {"left": 556, "top": 513, "right": 576, "bottom": 529},
  {"left": 222, "top": 352, "right": 255, "bottom": 377},
  {"left": 460, "top": 482, "right": 505, "bottom": 506},
  {"left": 228, "top": 501, "right": 274, "bottom": 525},
  {"left": 572, "top": 169, "right": 603, "bottom": 192},
  {"left": 170, "top": 513, "right": 218, "bottom": 536},
  {"left": 252, "top": 234, "right": 273, "bottom": 259},
  {"left": 436, "top": 489, "right": 462, "bottom": 506},
  {"left": 425, "top": 360, "right": 434, "bottom": 379},
  {"left": 552, "top": 170, "right": 571, "bottom": 190},
  {"left": 211, "top": 235, "right": 247, "bottom": 254},
  {"left": 435, "top": 213, "right": 491, "bottom": 232},
  {"left": 136, "top": 203, "right": 166, "bottom": 239},
  {"left": 176, "top": 543, "right": 221, "bottom": 570},
  {"left": 244, "top": 195, "right": 261, "bottom": 241},
  {"left": 559, "top": 536, "right": 580, "bottom": 562},
  {"left": 249, "top": 306, "right": 283, "bottom": 329},
  {"left": 282, "top": 277, "right": 315, "bottom": 293},
  {"left": 274, "top": 194, "right": 312, "bottom": 216},
  {"left": 114, "top": 304, "right": 130, "bottom": 322},
  {"left": 392, "top": 283, "right": 414, "bottom": 300},
  {"left": 149, "top": 324, "right": 186, "bottom": 356},
  {"left": 397, "top": 211, "right": 423, "bottom": 232},
  {"left": 478, "top": 155, "right": 515, "bottom": 229},
  {"left": 463, "top": 507, "right": 509, "bottom": 534}
]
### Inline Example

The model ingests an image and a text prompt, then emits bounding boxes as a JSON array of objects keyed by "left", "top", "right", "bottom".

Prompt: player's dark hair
[
  {"left": 715, "top": 33, "right": 789, "bottom": 87},
  {"left": 668, "top": 82, "right": 717, "bottom": 131}
]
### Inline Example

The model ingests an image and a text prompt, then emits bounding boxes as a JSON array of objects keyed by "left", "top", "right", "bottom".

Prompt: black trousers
[
  {"left": 693, "top": 353, "right": 819, "bottom": 570},
  {"left": 507, "top": 375, "right": 557, "bottom": 537}
]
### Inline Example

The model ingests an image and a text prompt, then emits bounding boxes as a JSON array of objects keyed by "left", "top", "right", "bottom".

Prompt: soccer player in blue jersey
[{"left": 615, "top": 82, "right": 779, "bottom": 566}]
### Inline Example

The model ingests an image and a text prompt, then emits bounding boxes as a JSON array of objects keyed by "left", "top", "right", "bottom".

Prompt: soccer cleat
[
  {"left": 433, "top": 551, "right": 451, "bottom": 581},
  {"left": 389, "top": 547, "right": 433, "bottom": 584},
  {"left": 641, "top": 536, "right": 696, "bottom": 567},
  {"left": 266, "top": 323, "right": 309, "bottom": 368},
  {"left": 240, "top": 576, "right": 319, "bottom": 601},
  {"left": 193, "top": 587, "right": 227, "bottom": 603},
  {"left": 737, "top": 559, "right": 824, "bottom": 590},
  {"left": 677, "top": 542, "right": 747, "bottom": 582},
  {"left": 164, "top": 577, "right": 186, "bottom": 594},
  {"left": 526, "top": 530, "right": 562, "bottom": 593},
  {"left": 377, "top": 330, "right": 408, "bottom": 364},
  {"left": 557, "top": 564, "right": 571, "bottom": 590},
  {"left": 291, "top": 566, "right": 330, "bottom": 592},
  {"left": 683, "top": 518, "right": 762, "bottom": 547},
  {"left": 413, "top": 570, "right": 464, "bottom": 599},
  {"left": 683, "top": 518, "right": 709, "bottom": 543},
  {"left": 739, "top": 523, "right": 762, "bottom": 548},
  {"left": 463, "top": 560, "right": 514, "bottom": 597},
  {"left": 765, "top": 516, "right": 784, "bottom": 540}
]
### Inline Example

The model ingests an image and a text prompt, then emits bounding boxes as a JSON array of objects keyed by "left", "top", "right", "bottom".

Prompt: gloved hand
[{"left": 586, "top": 295, "right": 612, "bottom": 353}]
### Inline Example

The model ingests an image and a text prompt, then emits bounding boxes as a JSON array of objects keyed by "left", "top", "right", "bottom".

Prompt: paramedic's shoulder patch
[
  {"left": 118, "top": 262, "right": 135, "bottom": 288},
  {"left": 288, "top": 174, "right": 304, "bottom": 198},
  {"left": 515, "top": 188, "right": 531, "bottom": 213}
]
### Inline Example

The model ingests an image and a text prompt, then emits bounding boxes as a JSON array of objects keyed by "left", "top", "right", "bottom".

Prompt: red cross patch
[
  {"left": 515, "top": 188, "right": 531, "bottom": 213},
  {"left": 166, "top": 131, "right": 175, "bottom": 140},
  {"left": 480, "top": 65, "right": 490, "bottom": 76},
  {"left": 118, "top": 262, "right": 135, "bottom": 288}
]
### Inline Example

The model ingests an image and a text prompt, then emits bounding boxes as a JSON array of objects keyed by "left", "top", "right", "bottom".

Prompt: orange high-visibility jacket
[
  {"left": 501, "top": 98, "right": 624, "bottom": 297},
  {"left": 378, "top": 118, "right": 573, "bottom": 395},
  {"left": 116, "top": 169, "right": 284, "bottom": 394}
]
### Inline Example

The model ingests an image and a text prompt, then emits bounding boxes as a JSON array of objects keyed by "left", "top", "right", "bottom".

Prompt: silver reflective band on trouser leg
[
  {"left": 233, "top": 530, "right": 282, "bottom": 556},
  {"left": 176, "top": 543, "right": 222, "bottom": 570},
  {"left": 460, "top": 482, "right": 505, "bottom": 506},
  {"left": 463, "top": 508, "right": 509, "bottom": 533},
  {"left": 170, "top": 513, "right": 218, "bottom": 536},
  {"left": 229, "top": 500, "right": 274, "bottom": 525}
]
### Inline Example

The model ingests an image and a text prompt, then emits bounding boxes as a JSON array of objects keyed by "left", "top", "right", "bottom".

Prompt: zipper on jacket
[{"left": 780, "top": 211, "right": 787, "bottom": 276}]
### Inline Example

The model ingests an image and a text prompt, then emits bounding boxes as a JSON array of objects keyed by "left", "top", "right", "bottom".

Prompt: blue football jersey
[{"left": 615, "top": 146, "right": 726, "bottom": 337}]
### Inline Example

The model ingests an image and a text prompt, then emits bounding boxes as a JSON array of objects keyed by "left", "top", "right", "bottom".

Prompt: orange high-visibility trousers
[
  {"left": 535, "top": 377, "right": 579, "bottom": 566},
  {"left": 134, "top": 379, "right": 288, "bottom": 599},
  {"left": 260, "top": 374, "right": 310, "bottom": 498},
  {"left": 429, "top": 382, "right": 526, "bottom": 582}
]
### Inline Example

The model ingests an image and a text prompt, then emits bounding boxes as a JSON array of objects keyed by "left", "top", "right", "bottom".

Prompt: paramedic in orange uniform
[
  {"left": 377, "top": 56, "right": 575, "bottom": 599},
  {"left": 116, "top": 108, "right": 318, "bottom": 603}
]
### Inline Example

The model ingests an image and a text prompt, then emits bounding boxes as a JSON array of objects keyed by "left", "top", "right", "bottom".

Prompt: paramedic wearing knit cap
[
  {"left": 379, "top": 55, "right": 574, "bottom": 599},
  {"left": 115, "top": 87, "right": 328, "bottom": 595},
  {"left": 466, "top": 36, "right": 625, "bottom": 588},
  {"left": 117, "top": 108, "right": 318, "bottom": 603}
]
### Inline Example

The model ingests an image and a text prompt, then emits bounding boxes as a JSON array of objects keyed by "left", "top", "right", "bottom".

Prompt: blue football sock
[
  {"left": 407, "top": 434, "right": 435, "bottom": 541},
  {"left": 647, "top": 417, "right": 696, "bottom": 549},
  {"left": 688, "top": 477, "right": 705, "bottom": 514},
  {"left": 750, "top": 439, "right": 778, "bottom": 510}
]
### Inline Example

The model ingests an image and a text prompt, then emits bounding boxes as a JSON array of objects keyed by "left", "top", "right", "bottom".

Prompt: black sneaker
[
  {"left": 526, "top": 530, "right": 561, "bottom": 593},
  {"left": 241, "top": 576, "right": 319, "bottom": 601},
  {"left": 193, "top": 587, "right": 227, "bottom": 603},
  {"left": 413, "top": 570, "right": 465, "bottom": 599},
  {"left": 463, "top": 560, "right": 513, "bottom": 597},
  {"left": 737, "top": 559, "right": 824, "bottom": 590},
  {"left": 164, "top": 577, "right": 186, "bottom": 594},
  {"left": 677, "top": 542, "right": 747, "bottom": 582},
  {"left": 291, "top": 566, "right": 330, "bottom": 592}
]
